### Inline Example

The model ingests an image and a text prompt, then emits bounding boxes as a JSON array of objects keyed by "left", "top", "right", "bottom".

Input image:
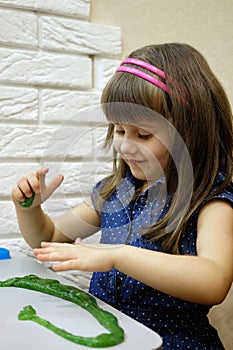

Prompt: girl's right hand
[{"left": 11, "top": 167, "right": 64, "bottom": 208}]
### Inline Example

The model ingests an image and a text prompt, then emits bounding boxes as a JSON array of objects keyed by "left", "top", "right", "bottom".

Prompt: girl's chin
[
  {"left": 130, "top": 168, "right": 150, "bottom": 181},
  {"left": 129, "top": 167, "right": 163, "bottom": 182}
]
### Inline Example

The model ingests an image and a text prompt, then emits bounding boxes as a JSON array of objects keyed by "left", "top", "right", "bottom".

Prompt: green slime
[
  {"left": 18, "top": 192, "right": 35, "bottom": 208},
  {"left": 0, "top": 274, "right": 124, "bottom": 348}
]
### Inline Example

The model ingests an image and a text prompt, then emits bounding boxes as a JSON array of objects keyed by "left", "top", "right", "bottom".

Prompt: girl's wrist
[{"left": 112, "top": 244, "right": 128, "bottom": 270}]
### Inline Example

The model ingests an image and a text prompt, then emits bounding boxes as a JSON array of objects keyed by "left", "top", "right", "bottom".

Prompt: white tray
[{"left": 0, "top": 251, "right": 162, "bottom": 350}]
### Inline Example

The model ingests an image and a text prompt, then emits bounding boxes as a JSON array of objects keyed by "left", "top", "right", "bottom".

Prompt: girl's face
[{"left": 113, "top": 122, "right": 170, "bottom": 183}]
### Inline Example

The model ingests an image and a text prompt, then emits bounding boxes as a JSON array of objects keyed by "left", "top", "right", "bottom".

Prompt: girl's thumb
[{"left": 45, "top": 174, "right": 64, "bottom": 198}]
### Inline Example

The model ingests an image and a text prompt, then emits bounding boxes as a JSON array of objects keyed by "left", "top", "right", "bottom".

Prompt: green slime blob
[
  {"left": 18, "top": 192, "right": 35, "bottom": 208},
  {"left": 0, "top": 274, "right": 124, "bottom": 348}
]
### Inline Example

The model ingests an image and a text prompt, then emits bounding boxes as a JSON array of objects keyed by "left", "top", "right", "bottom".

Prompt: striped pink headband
[{"left": 116, "top": 58, "right": 190, "bottom": 107}]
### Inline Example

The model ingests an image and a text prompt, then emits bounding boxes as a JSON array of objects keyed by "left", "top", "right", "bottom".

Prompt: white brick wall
[{"left": 0, "top": 0, "right": 121, "bottom": 238}]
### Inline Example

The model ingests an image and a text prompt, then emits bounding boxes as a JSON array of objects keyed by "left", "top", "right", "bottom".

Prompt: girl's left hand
[{"left": 33, "top": 241, "right": 122, "bottom": 272}]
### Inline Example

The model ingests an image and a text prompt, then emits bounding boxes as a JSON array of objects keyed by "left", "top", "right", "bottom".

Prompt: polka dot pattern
[{"left": 89, "top": 172, "right": 233, "bottom": 349}]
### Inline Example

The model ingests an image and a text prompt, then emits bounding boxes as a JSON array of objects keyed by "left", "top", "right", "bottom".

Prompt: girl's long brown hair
[{"left": 99, "top": 43, "right": 233, "bottom": 254}]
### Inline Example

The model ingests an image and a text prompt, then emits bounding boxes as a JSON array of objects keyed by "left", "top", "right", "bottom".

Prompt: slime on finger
[{"left": 18, "top": 192, "right": 35, "bottom": 208}]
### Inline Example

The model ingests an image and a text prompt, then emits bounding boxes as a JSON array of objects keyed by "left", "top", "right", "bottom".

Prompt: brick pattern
[{"left": 0, "top": 0, "right": 121, "bottom": 238}]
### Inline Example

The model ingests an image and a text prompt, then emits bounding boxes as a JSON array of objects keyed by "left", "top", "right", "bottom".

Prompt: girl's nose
[{"left": 119, "top": 138, "right": 138, "bottom": 156}]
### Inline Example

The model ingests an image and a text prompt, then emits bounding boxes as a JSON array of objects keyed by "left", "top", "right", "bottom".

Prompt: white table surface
[{"left": 0, "top": 251, "right": 162, "bottom": 350}]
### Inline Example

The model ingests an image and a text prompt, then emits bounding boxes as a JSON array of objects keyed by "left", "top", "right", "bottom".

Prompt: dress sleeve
[
  {"left": 90, "top": 179, "right": 108, "bottom": 216},
  {"left": 90, "top": 183, "right": 101, "bottom": 216},
  {"left": 211, "top": 184, "right": 233, "bottom": 207},
  {"left": 212, "top": 173, "right": 233, "bottom": 207}
]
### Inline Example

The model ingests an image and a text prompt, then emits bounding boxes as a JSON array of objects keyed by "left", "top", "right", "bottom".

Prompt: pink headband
[
  {"left": 116, "top": 66, "right": 168, "bottom": 93},
  {"left": 116, "top": 58, "right": 190, "bottom": 107},
  {"left": 120, "top": 58, "right": 165, "bottom": 79},
  {"left": 116, "top": 58, "right": 167, "bottom": 92}
]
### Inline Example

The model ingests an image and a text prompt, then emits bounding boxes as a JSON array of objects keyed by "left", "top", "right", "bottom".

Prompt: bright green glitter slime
[{"left": 0, "top": 274, "right": 124, "bottom": 348}]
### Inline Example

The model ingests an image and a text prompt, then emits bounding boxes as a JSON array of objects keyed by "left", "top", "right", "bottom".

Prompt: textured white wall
[{"left": 0, "top": 0, "right": 121, "bottom": 238}]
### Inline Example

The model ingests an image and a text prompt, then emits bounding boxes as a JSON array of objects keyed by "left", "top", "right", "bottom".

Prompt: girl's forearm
[
  {"left": 113, "top": 245, "right": 231, "bottom": 305},
  {"left": 15, "top": 205, "right": 54, "bottom": 248}
]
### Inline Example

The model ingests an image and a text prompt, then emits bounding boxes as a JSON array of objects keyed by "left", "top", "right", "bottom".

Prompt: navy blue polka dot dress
[{"left": 89, "top": 171, "right": 233, "bottom": 349}]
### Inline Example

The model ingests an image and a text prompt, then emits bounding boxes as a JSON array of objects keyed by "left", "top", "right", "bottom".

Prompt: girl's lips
[{"left": 127, "top": 159, "right": 146, "bottom": 165}]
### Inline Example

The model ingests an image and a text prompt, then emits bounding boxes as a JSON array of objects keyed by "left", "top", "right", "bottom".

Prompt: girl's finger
[
  {"left": 36, "top": 249, "right": 75, "bottom": 262},
  {"left": 52, "top": 260, "right": 77, "bottom": 271},
  {"left": 75, "top": 237, "right": 82, "bottom": 245},
  {"left": 25, "top": 173, "right": 41, "bottom": 194},
  {"left": 37, "top": 167, "right": 49, "bottom": 191},
  {"left": 46, "top": 174, "right": 64, "bottom": 196},
  {"left": 34, "top": 242, "right": 72, "bottom": 256},
  {"left": 40, "top": 241, "right": 64, "bottom": 248},
  {"left": 12, "top": 185, "right": 27, "bottom": 202},
  {"left": 17, "top": 177, "right": 34, "bottom": 198},
  {"left": 37, "top": 168, "right": 63, "bottom": 201}
]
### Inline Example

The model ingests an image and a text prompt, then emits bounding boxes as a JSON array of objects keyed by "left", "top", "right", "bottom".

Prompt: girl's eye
[
  {"left": 114, "top": 129, "right": 125, "bottom": 135},
  {"left": 139, "top": 134, "right": 152, "bottom": 140}
]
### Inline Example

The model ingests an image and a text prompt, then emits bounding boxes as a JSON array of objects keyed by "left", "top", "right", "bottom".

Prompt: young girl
[{"left": 12, "top": 43, "right": 233, "bottom": 349}]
